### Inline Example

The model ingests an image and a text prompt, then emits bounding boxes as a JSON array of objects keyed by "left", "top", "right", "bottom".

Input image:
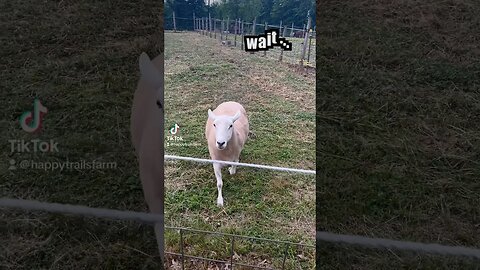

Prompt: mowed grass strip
[
  {"left": 317, "top": 0, "right": 480, "bottom": 269},
  {"left": 164, "top": 32, "right": 315, "bottom": 269}
]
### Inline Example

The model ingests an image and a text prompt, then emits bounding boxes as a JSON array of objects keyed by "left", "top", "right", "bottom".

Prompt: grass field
[
  {"left": 1, "top": 0, "right": 165, "bottom": 269},
  {"left": 317, "top": 0, "right": 480, "bottom": 269},
  {"left": 163, "top": 31, "right": 315, "bottom": 269}
]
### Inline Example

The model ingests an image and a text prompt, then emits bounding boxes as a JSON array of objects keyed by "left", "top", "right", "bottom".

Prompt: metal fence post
[
  {"left": 230, "top": 235, "right": 235, "bottom": 269},
  {"left": 180, "top": 228, "right": 185, "bottom": 270},
  {"left": 281, "top": 244, "right": 290, "bottom": 269}
]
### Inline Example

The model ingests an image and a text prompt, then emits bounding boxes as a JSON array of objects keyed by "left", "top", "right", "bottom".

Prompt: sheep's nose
[{"left": 217, "top": 141, "right": 225, "bottom": 147}]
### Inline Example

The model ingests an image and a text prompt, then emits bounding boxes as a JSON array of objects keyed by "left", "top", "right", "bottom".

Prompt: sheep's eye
[
  {"left": 229, "top": 125, "right": 233, "bottom": 129},
  {"left": 213, "top": 124, "right": 216, "bottom": 127}
]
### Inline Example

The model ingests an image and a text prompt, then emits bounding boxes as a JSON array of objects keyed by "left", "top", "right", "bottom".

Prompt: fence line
[
  {"left": 1, "top": 198, "right": 314, "bottom": 269},
  {"left": 165, "top": 17, "right": 307, "bottom": 32},
  {"left": 165, "top": 12, "right": 316, "bottom": 68},
  {"left": 2, "top": 198, "right": 480, "bottom": 261},
  {"left": 316, "top": 232, "right": 480, "bottom": 260},
  {"left": 165, "top": 154, "right": 316, "bottom": 175},
  {"left": 0, "top": 197, "right": 163, "bottom": 224}
]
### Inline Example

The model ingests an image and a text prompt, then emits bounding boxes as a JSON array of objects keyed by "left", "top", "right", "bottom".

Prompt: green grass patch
[{"left": 164, "top": 32, "right": 315, "bottom": 269}]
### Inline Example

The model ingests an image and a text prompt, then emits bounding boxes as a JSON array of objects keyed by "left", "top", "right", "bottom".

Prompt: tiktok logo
[
  {"left": 19, "top": 98, "right": 48, "bottom": 133},
  {"left": 170, "top": 123, "right": 180, "bottom": 135}
]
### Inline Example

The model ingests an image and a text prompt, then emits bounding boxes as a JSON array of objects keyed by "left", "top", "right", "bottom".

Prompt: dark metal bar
[
  {"left": 180, "top": 228, "right": 185, "bottom": 270},
  {"left": 230, "top": 235, "right": 235, "bottom": 269},
  {"left": 281, "top": 244, "right": 289, "bottom": 269}
]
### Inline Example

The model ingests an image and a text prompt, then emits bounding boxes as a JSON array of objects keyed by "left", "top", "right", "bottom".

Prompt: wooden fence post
[
  {"left": 173, "top": 11, "right": 177, "bottom": 32},
  {"left": 307, "top": 27, "right": 313, "bottom": 62},
  {"left": 234, "top": 19, "right": 238, "bottom": 46},
  {"left": 241, "top": 20, "right": 244, "bottom": 50},
  {"left": 290, "top": 22, "right": 294, "bottom": 37},
  {"left": 193, "top": 13, "right": 196, "bottom": 31},
  {"left": 252, "top": 17, "right": 256, "bottom": 35},
  {"left": 226, "top": 17, "right": 230, "bottom": 41},
  {"left": 221, "top": 19, "right": 224, "bottom": 40},
  {"left": 263, "top": 22, "right": 267, "bottom": 56},
  {"left": 279, "top": 24, "right": 284, "bottom": 62},
  {"left": 300, "top": 10, "right": 312, "bottom": 66},
  {"left": 209, "top": 13, "right": 213, "bottom": 38}
]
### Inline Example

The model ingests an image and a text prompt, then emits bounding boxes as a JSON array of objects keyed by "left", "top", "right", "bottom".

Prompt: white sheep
[
  {"left": 130, "top": 52, "right": 164, "bottom": 261},
  {"left": 205, "top": 101, "right": 249, "bottom": 207}
]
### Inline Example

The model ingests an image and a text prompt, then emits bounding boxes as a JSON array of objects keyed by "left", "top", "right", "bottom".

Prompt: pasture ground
[
  {"left": 163, "top": 31, "right": 315, "bottom": 269},
  {"left": 317, "top": 0, "right": 480, "bottom": 269}
]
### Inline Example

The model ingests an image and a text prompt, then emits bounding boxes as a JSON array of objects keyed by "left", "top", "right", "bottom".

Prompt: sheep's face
[{"left": 208, "top": 109, "right": 241, "bottom": 150}]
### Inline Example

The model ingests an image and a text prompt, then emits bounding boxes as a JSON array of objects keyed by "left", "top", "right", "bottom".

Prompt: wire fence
[
  {"left": 165, "top": 154, "right": 316, "bottom": 175},
  {"left": 2, "top": 199, "right": 480, "bottom": 269},
  {"left": 164, "top": 13, "right": 316, "bottom": 69},
  {"left": 165, "top": 226, "right": 314, "bottom": 269},
  {"left": 0, "top": 197, "right": 315, "bottom": 269},
  {"left": 3, "top": 154, "right": 480, "bottom": 269}
]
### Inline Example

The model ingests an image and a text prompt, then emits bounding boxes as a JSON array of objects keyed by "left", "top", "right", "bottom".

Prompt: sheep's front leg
[
  {"left": 213, "top": 163, "right": 224, "bottom": 207},
  {"left": 229, "top": 158, "right": 239, "bottom": 175}
]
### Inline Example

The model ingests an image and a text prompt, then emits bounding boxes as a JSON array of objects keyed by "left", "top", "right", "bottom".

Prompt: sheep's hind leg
[
  {"left": 229, "top": 158, "right": 238, "bottom": 175},
  {"left": 213, "top": 163, "right": 224, "bottom": 207}
]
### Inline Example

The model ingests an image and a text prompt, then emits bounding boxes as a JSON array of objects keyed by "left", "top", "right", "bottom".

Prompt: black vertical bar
[
  {"left": 281, "top": 244, "right": 289, "bottom": 269},
  {"left": 230, "top": 235, "right": 235, "bottom": 269},
  {"left": 180, "top": 229, "right": 185, "bottom": 270}
]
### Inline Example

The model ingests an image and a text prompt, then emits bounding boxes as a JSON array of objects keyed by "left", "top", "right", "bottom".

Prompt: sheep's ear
[
  {"left": 139, "top": 52, "right": 162, "bottom": 89},
  {"left": 232, "top": 111, "right": 241, "bottom": 122},
  {"left": 208, "top": 109, "right": 216, "bottom": 120}
]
